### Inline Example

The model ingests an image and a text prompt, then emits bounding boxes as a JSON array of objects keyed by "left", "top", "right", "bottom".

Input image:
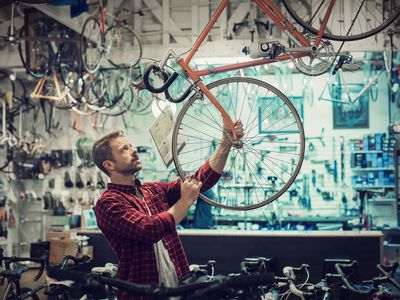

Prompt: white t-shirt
[{"left": 136, "top": 186, "right": 179, "bottom": 288}]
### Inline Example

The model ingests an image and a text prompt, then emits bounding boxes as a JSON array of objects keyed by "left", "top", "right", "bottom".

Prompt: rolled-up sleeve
[
  {"left": 95, "top": 197, "right": 175, "bottom": 244},
  {"left": 156, "top": 160, "right": 222, "bottom": 207}
]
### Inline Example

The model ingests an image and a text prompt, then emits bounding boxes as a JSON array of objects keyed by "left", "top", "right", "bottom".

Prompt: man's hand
[
  {"left": 222, "top": 119, "right": 244, "bottom": 145},
  {"left": 169, "top": 178, "right": 203, "bottom": 225},
  {"left": 180, "top": 177, "right": 203, "bottom": 207}
]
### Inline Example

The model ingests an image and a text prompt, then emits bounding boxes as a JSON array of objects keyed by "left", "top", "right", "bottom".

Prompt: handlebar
[
  {"left": 142, "top": 63, "right": 195, "bottom": 103},
  {"left": 334, "top": 260, "right": 377, "bottom": 296},
  {"left": 283, "top": 264, "right": 314, "bottom": 298},
  {"left": 1, "top": 252, "right": 48, "bottom": 281},
  {"left": 59, "top": 255, "right": 92, "bottom": 270},
  {"left": 46, "top": 268, "right": 280, "bottom": 298}
]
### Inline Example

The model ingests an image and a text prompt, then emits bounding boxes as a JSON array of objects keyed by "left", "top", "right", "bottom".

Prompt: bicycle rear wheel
[
  {"left": 172, "top": 77, "right": 305, "bottom": 210},
  {"left": 81, "top": 16, "right": 103, "bottom": 73},
  {"left": 18, "top": 24, "right": 51, "bottom": 78},
  {"left": 105, "top": 25, "right": 142, "bottom": 68},
  {"left": 282, "top": 0, "right": 400, "bottom": 41}
]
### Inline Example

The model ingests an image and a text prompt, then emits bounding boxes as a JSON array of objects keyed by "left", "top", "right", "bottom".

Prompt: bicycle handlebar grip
[
  {"left": 377, "top": 262, "right": 399, "bottom": 275},
  {"left": 143, "top": 63, "right": 179, "bottom": 94},
  {"left": 335, "top": 260, "right": 358, "bottom": 275},
  {"left": 164, "top": 82, "right": 193, "bottom": 103},
  {"left": 60, "top": 254, "right": 92, "bottom": 270},
  {"left": 33, "top": 253, "right": 49, "bottom": 281}
]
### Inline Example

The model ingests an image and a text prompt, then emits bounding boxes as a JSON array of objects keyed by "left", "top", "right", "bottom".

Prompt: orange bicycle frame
[{"left": 175, "top": 0, "right": 335, "bottom": 139}]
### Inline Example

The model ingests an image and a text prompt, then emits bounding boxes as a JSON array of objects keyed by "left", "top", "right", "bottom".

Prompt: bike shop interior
[{"left": 0, "top": 0, "right": 399, "bottom": 299}]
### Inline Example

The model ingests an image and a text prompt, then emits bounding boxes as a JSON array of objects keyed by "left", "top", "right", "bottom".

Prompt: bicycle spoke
[{"left": 172, "top": 77, "right": 304, "bottom": 210}]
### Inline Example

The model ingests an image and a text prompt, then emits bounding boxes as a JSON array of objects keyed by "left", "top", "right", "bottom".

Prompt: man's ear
[{"left": 103, "top": 160, "right": 114, "bottom": 173}]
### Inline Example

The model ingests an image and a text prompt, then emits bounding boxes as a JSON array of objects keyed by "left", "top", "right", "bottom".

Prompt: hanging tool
[
  {"left": 341, "top": 193, "right": 348, "bottom": 215},
  {"left": 311, "top": 169, "right": 316, "bottom": 187},
  {"left": 340, "top": 136, "right": 345, "bottom": 185}
]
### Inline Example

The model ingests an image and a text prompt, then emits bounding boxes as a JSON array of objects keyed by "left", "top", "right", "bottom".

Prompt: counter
[{"left": 73, "top": 229, "right": 383, "bottom": 282}]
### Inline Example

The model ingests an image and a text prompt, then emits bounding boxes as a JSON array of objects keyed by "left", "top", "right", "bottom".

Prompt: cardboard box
[
  {"left": 49, "top": 238, "right": 79, "bottom": 264},
  {"left": 46, "top": 231, "right": 77, "bottom": 241}
]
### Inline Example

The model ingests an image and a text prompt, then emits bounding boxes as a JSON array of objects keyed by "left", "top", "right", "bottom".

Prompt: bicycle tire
[
  {"left": 172, "top": 77, "right": 305, "bottom": 210},
  {"left": 0, "top": 144, "right": 13, "bottom": 172},
  {"left": 18, "top": 23, "right": 51, "bottom": 78},
  {"left": 105, "top": 25, "right": 142, "bottom": 68},
  {"left": 282, "top": 0, "right": 400, "bottom": 41},
  {"left": 81, "top": 16, "right": 103, "bottom": 74},
  {"left": 100, "top": 86, "right": 135, "bottom": 116}
]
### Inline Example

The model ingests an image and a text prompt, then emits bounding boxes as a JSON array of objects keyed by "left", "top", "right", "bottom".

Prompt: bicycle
[
  {"left": 80, "top": 0, "right": 143, "bottom": 73},
  {"left": 46, "top": 259, "right": 287, "bottom": 300},
  {"left": 139, "top": 0, "right": 399, "bottom": 211},
  {"left": 0, "top": 249, "right": 48, "bottom": 300}
]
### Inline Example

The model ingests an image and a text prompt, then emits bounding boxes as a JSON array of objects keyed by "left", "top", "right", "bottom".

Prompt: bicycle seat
[{"left": 1, "top": 265, "right": 29, "bottom": 278}]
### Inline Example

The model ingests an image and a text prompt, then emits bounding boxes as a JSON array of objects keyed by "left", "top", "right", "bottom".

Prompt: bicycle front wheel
[
  {"left": 172, "top": 77, "right": 305, "bottom": 210},
  {"left": 105, "top": 25, "right": 143, "bottom": 68},
  {"left": 282, "top": 0, "right": 400, "bottom": 41},
  {"left": 81, "top": 16, "right": 103, "bottom": 73}
]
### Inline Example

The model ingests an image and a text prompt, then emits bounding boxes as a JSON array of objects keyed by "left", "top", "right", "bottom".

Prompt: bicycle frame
[
  {"left": 163, "top": 0, "right": 336, "bottom": 138},
  {"left": 319, "top": 69, "right": 384, "bottom": 104}
]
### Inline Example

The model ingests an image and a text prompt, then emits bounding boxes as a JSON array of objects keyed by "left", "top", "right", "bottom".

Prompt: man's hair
[{"left": 92, "top": 129, "right": 125, "bottom": 176}]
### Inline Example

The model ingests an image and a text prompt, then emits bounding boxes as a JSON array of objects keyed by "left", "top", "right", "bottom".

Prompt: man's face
[{"left": 107, "top": 136, "right": 142, "bottom": 175}]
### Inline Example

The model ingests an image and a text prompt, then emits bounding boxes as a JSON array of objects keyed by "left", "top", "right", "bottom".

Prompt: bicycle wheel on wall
[
  {"left": 18, "top": 24, "right": 51, "bottom": 78},
  {"left": 172, "top": 77, "right": 305, "bottom": 210},
  {"left": 282, "top": 0, "right": 400, "bottom": 41},
  {"left": 105, "top": 25, "right": 142, "bottom": 68},
  {"left": 81, "top": 17, "right": 103, "bottom": 73}
]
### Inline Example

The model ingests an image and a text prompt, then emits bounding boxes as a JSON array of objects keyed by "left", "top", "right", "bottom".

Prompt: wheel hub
[{"left": 232, "top": 140, "right": 244, "bottom": 149}]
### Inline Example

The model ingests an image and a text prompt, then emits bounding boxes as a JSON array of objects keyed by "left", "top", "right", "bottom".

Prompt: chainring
[{"left": 293, "top": 33, "right": 335, "bottom": 76}]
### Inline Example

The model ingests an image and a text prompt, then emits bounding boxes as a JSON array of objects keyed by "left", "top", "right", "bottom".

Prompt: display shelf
[
  {"left": 353, "top": 185, "right": 395, "bottom": 189},
  {"left": 351, "top": 150, "right": 384, "bottom": 154},
  {"left": 351, "top": 167, "right": 394, "bottom": 171},
  {"left": 368, "top": 198, "right": 396, "bottom": 203}
]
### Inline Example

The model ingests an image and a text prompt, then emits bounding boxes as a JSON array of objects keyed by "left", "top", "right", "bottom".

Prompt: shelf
[
  {"left": 353, "top": 185, "right": 395, "bottom": 189},
  {"left": 351, "top": 167, "right": 394, "bottom": 171},
  {"left": 351, "top": 150, "right": 385, "bottom": 153},
  {"left": 368, "top": 199, "right": 396, "bottom": 203}
]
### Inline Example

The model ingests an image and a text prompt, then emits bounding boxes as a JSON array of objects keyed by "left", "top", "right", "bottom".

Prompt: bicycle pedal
[{"left": 341, "top": 62, "right": 360, "bottom": 72}]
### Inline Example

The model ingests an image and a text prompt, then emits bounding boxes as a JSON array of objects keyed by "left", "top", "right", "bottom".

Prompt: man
[{"left": 92, "top": 120, "right": 243, "bottom": 300}]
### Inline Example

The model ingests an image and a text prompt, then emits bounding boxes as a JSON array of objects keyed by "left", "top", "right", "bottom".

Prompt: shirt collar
[{"left": 107, "top": 178, "right": 142, "bottom": 194}]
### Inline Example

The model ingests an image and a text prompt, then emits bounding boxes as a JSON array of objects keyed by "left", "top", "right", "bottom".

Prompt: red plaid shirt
[{"left": 94, "top": 160, "right": 221, "bottom": 300}]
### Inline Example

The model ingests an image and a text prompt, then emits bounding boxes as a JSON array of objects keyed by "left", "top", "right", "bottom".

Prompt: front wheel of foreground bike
[{"left": 172, "top": 77, "right": 305, "bottom": 211}]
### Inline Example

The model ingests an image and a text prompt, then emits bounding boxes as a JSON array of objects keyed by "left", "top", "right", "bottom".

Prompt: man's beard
[{"left": 117, "top": 164, "right": 142, "bottom": 175}]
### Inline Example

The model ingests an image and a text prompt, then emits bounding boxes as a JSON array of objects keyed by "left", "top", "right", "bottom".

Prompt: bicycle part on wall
[
  {"left": 105, "top": 23, "right": 142, "bottom": 68},
  {"left": 282, "top": 0, "right": 400, "bottom": 41},
  {"left": 332, "top": 84, "right": 369, "bottom": 129},
  {"left": 18, "top": 18, "right": 51, "bottom": 78},
  {"left": 80, "top": 16, "right": 104, "bottom": 73},
  {"left": 80, "top": 2, "right": 143, "bottom": 73},
  {"left": 292, "top": 33, "right": 335, "bottom": 76},
  {"left": 172, "top": 77, "right": 305, "bottom": 210}
]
